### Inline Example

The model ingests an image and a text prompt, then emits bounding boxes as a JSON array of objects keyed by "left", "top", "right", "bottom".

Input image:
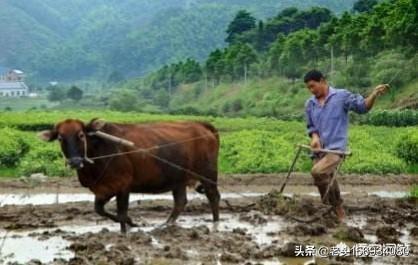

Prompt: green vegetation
[
  {"left": 169, "top": 77, "right": 308, "bottom": 118},
  {"left": 105, "top": 0, "right": 417, "bottom": 120},
  {"left": 0, "top": 97, "right": 55, "bottom": 111},
  {"left": 0, "top": 0, "right": 356, "bottom": 82},
  {"left": 360, "top": 110, "right": 418, "bottom": 127},
  {"left": 0, "top": 1, "right": 416, "bottom": 178},
  {"left": 47, "top": 85, "right": 84, "bottom": 103},
  {"left": 0, "top": 128, "right": 29, "bottom": 167},
  {"left": 410, "top": 185, "right": 418, "bottom": 198},
  {"left": 352, "top": 0, "right": 378, "bottom": 13},
  {"left": 0, "top": 111, "right": 416, "bottom": 178},
  {"left": 18, "top": 133, "right": 73, "bottom": 177},
  {"left": 396, "top": 130, "right": 418, "bottom": 164}
]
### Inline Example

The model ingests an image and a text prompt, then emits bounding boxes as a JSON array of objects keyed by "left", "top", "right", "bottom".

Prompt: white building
[
  {"left": 0, "top": 69, "right": 29, "bottom": 97},
  {"left": 0, "top": 82, "right": 29, "bottom": 97}
]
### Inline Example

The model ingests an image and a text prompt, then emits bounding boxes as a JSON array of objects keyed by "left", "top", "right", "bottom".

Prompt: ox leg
[
  {"left": 116, "top": 192, "right": 140, "bottom": 233},
  {"left": 116, "top": 193, "right": 128, "bottom": 233},
  {"left": 166, "top": 185, "right": 187, "bottom": 224},
  {"left": 94, "top": 196, "right": 119, "bottom": 223},
  {"left": 201, "top": 168, "right": 220, "bottom": 222},
  {"left": 204, "top": 185, "right": 220, "bottom": 222},
  {"left": 195, "top": 159, "right": 220, "bottom": 222}
]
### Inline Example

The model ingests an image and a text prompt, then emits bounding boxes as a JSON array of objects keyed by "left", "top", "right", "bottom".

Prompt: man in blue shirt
[{"left": 304, "top": 70, "right": 388, "bottom": 222}]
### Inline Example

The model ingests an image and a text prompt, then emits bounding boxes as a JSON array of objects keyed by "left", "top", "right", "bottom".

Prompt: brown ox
[{"left": 39, "top": 119, "right": 220, "bottom": 233}]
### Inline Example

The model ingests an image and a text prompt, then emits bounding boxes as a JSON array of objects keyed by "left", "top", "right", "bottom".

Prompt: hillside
[
  {"left": 169, "top": 77, "right": 418, "bottom": 117},
  {"left": 111, "top": 0, "right": 417, "bottom": 118},
  {"left": 0, "top": 0, "right": 357, "bottom": 81}
]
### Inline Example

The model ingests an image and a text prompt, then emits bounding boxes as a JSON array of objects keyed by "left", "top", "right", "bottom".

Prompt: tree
[
  {"left": 205, "top": 49, "right": 225, "bottom": 85},
  {"left": 360, "top": 15, "right": 385, "bottom": 55},
  {"left": 154, "top": 89, "right": 170, "bottom": 108},
  {"left": 233, "top": 43, "right": 258, "bottom": 83},
  {"left": 267, "top": 33, "right": 286, "bottom": 74},
  {"left": 226, "top": 10, "right": 256, "bottom": 44},
  {"left": 182, "top": 58, "right": 203, "bottom": 83},
  {"left": 67, "top": 86, "right": 83, "bottom": 102},
  {"left": 239, "top": 7, "right": 332, "bottom": 51},
  {"left": 47, "top": 87, "right": 66, "bottom": 102},
  {"left": 352, "top": 0, "right": 378, "bottom": 13},
  {"left": 383, "top": 0, "right": 418, "bottom": 50},
  {"left": 279, "top": 31, "right": 311, "bottom": 82},
  {"left": 107, "top": 71, "right": 125, "bottom": 84},
  {"left": 109, "top": 90, "right": 140, "bottom": 112}
]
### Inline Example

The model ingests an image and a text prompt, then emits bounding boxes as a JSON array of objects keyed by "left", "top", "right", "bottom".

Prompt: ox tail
[{"left": 197, "top": 121, "right": 219, "bottom": 144}]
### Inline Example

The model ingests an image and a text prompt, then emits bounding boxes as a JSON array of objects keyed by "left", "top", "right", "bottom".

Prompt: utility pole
[
  {"left": 168, "top": 71, "right": 172, "bottom": 100},
  {"left": 244, "top": 63, "right": 248, "bottom": 86},
  {"left": 204, "top": 71, "right": 208, "bottom": 94},
  {"left": 330, "top": 45, "right": 335, "bottom": 82}
]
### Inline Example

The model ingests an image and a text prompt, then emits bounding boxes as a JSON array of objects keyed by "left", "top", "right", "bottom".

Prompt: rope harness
[
  {"left": 61, "top": 132, "right": 226, "bottom": 189},
  {"left": 59, "top": 130, "right": 356, "bottom": 205}
]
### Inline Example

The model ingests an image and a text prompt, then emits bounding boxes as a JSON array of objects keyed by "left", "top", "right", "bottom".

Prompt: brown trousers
[{"left": 311, "top": 153, "right": 343, "bottom": 207}]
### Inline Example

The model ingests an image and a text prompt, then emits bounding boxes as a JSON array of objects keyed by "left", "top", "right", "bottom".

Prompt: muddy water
[
  {"left": 1, "top": 212, "right": 414, "bottom": 264},
  {"left": 0, "top": 229, "right": 73, "bottom": 264},
  {"left": 0, "top": 175, "right": 416, "bottom": 265},
  {"left": 0, "top": 213, "right": 286, "bottom": 264},
  {"left": 0, "top": 190, "right": 409, "bottom": 207},
  {"left": 0, "top": 192, "right": 264, "bottom": 207}
]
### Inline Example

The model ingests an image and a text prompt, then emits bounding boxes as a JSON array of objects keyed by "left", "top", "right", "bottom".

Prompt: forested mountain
[
  {"left": 114, "top": 0, "right": 417, "bottom": 116},
  {"left": 0, "top": 0, "right": 357, "bottom": 81}
]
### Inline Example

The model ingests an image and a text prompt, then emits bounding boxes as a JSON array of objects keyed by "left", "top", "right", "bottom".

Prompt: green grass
[
  {"left": 410, "top": 185, "right": 418, "bottom": 198},
  {"left": 374, "top": 79, "right": 418, "bottom": 109},
  {"left": 0, "top": 167, "right": 19, "bottom": 178},
  {"left": 170, "top": 77, "right": 310, "bottom": 117},
  {"left": 169, "top": 77, "right": 418, "bottom": 118},
  {"left": 406, "top": 164, "right": 418, "bottom": 174},
  {"left": 0, "top": 96, "right": 56, "bottom": 111},
  {"left": 0, "top": 110, "right": 304, "bottom": 131}
]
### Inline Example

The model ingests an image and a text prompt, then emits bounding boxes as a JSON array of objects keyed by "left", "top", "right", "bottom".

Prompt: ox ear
[
  {"left": 38, "top": 130, "right": 58, "bottom": 142},
  {"left": 87, "top": 118, "right": 106, "bottom": 131}
]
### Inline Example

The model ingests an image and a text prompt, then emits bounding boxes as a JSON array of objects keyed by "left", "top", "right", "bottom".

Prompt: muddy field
[{"left": 0, "top": 173, "right": 417, "bottom": 265}]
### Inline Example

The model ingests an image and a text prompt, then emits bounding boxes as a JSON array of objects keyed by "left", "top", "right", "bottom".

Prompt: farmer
[{"left": 304, "top": 70, "right": 389, "bottom": 222}]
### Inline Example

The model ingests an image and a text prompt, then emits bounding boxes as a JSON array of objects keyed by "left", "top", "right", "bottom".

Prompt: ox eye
[
  {"left": 57, "top": 135, "right": 63, "bottom": 141},
  {"left": 78, "top": 132, "right": 85, "bottom": 139}
]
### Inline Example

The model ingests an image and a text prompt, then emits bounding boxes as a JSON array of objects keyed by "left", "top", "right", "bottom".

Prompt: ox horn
[{"left": 89, "top": 131, "right": 135, "bottom": 147}]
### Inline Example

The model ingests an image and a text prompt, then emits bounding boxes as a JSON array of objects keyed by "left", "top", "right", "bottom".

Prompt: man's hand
[
  {"left": 373, "top": 84, "right": 390, "bottom": 97},
  {"left": 310, "top": 133, "right": 321, "bottom": 151},
  {"left": 365, "top": 84, "right": 390, "bottom": 111}
]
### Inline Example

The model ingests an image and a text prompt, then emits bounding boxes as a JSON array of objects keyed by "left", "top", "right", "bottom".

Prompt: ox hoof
[
  {"left": 212, "top": 221, "right": 220, "bottom": 231},
  {"left": 127, "top": 218, "right": 140, "bottom": 227},
  {"left": 159, "top": 221, "right": 176, "bottom": 229}
]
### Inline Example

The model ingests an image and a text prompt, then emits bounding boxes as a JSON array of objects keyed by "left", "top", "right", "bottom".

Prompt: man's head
[{"left": 304, "top": 70, "right": 328, "bottom": 98}]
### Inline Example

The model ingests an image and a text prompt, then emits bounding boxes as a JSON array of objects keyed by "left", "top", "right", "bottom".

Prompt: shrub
[
  {"left": 370, "top": 51, "right": 416, "bottom": 89},
  {"left": 220, "top": 130, "right": 310, "bottom": 173},
  {"left": 410, "top": 185, "right": 418, "bottom": 198},
  {"left": 396, "top": 131, "right": 418, "bottom": 164},
  {"left": 18, "top": 144, "right": 73, "bottom": 177},
  {"left": 364, "top": 110, "right": 418, "bottom": 127},
  {"left": 0, "top": 128, "right": 29, "bottom": 167},
  {"left": 0, "top": 111, "right": 414, "bottom": 176},
  {"left": 109, "top": 90, "right": 142, "bottom": 112},
  {"left": 345, "top": 128, "right": 406, "bottom": 174},
  {"left": 231, "top": 98, "right": 243, "bottom": 112}
]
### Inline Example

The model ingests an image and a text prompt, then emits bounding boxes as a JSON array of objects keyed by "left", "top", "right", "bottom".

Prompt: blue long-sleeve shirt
[{"left": 305, "top": 87, "right": 368, "bottom": 151}]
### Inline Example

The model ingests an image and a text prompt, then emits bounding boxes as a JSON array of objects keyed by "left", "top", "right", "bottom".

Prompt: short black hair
[{"left": 304, "top": 70, "right": 325, "bottom": 83}]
